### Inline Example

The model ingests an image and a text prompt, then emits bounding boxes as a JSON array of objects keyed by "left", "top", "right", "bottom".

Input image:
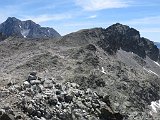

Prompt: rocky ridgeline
[
  {"left": 60, "top": 23, "right": 160, "bottom": 61},
  {"left": 0, "top": 72, "right": 123, "bottom": 120}
]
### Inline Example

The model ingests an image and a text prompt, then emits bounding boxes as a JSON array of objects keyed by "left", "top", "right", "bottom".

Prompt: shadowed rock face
[
  {"left": 97, "top": 23, "right": 159, "bottom": 61},
  {"left": 100, "top": 23, "right": 143, "bottom": 56},
  {"left": 140, "top": 37, "right": 159, "bottom": 61},
  {"left": 0, "top": 17, "right": 61, "bottom": 38}
]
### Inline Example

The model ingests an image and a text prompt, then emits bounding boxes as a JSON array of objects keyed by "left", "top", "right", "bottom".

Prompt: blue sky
[{"left": 0, "top": 0, "right": 160, "bottom": 42}]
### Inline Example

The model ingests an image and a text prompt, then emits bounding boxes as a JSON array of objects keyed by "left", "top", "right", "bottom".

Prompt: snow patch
[
  {"left": 48, "top": 29, "right": 51, "bottom": 35},
  {"left": 101, "top": 67, "right": 106, "bottom": 74},
  {"left": 19, "top": 25, "right": 21, "bottom": 28},
  {"left": 143, "top": 67, "right": 159, "bottom": 76},
  {"left": 150, "top": 100, "right": 160, "bottom": 113},
  {"left": 154, "top": 61, "right": 160, "bottom": 67},
  {"left": 21, "top": 29, "right": 30, "bottom": 38},
  {"left": 99, "top": 57, "right": 103, "bottom": 60}
]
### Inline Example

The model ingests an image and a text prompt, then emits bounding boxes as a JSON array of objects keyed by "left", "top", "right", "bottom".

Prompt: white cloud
[
  {"left": 33, "top": 5, "right": 55, "bottom": 11},
  {"left": 88, "top": 15, "right": 97, "bottom": 19},
  {"left": 75, "top": 0, "right": 131, "bottom": 11},
  {"left": 21, "top": 14, "right": 72, "bottom": 23},
  {"left": 124, "top": 16, "right": 160, "bottom": 25},
  {"left": 63, "top": 21, "right": 107, "bottom": 27},
  {"left": 140, "top": 28, "right": 160, "bottom": 33}
]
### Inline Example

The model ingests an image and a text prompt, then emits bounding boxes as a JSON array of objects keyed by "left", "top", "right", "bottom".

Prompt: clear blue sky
[{"left": 0, "top": 0, "right": 160, "bottom": 42}]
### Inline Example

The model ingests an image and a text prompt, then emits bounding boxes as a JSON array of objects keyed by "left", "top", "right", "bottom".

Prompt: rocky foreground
[
  {"left": 1, "top": 71, "right": 160, "bottom": 120},
  {"left": 0, "top": 72, "right": 124, "bottom": 120}
]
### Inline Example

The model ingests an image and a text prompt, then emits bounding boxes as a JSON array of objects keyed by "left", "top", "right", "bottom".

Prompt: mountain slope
[
  {"left": 0, "top": 32, "right": 7, "bottom": 41},
  {"left": 0, "top": 23, "right": 160, "bottom": 120},
  {"left": 0, "top": 17, "right": 61, "bottom": 38}
]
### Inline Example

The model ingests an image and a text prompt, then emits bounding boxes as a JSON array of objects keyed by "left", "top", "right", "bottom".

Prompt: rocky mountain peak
[
  {"left": 100, "top": 23, "right": 159, "bottom": 61},
  {"left": 0, "top": 17, "right": 61, "bottom": 38},
  {"left": 6, "top": 17, "right": 21, "bottom": 22},
  {"left": 106, "top": 23, "right": 129, "bottom": 33},
  {"left": 24, "top": 20, "right": 40, "bottom": 28},
  {"left": 105, "top": 23, "right": 140, "bottom": 38}
]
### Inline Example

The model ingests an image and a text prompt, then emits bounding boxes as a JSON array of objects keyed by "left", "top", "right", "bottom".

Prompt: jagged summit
[
  {"left": 6, "top": 17, "right": 20, "bottom": 22},
  {"left": 0, "top": 17, "right": 61, "bottom": 39},
  {"left": 102, "top": 23, "right": 159, "bottom": 61},
  {"left": 105, "top": 23, "right": 140, "bottom": 36}
]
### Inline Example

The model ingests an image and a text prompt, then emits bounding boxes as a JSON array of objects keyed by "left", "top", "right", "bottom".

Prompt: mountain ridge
[
  {"left": 59, "top": 23, "right": 160, "bottom": 62},
  {"left": 0, "top": 21, "right": 160, "bottom": 120}
]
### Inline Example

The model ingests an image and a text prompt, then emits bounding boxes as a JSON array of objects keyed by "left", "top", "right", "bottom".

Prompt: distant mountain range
[
  {"left": 155, "top": 42, "right": 160, "bottom": 48},
  {"left": 0, "top": 17, "right": 61, "bottom": 39}
]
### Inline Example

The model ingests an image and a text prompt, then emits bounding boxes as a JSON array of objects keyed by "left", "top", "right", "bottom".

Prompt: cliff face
[
  {"left": 0, "top": 17, "right": 61, "bottom": 39},
  {"left": 99, "top": 23, "right": 159, "bottom": 61}
]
